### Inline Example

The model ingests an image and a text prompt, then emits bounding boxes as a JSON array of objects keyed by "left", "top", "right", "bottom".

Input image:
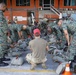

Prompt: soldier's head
[
  {"left": 56, "top": 19, "right": 63, "bottom": 27},
  {"left": 67, "top": 12, "right": 71, "bottom": 18},
  {"left": 0, "top": 2, "right": 7, "bottom": 12}
]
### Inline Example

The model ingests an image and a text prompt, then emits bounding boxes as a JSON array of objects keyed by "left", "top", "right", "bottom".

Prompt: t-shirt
[{"left": 29, "top": 38, "right": 48, "bottom": 62}]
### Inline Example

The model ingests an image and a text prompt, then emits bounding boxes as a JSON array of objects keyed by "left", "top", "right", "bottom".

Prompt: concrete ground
[{"left": 0, "top": 50, "right": 75, "bottom": 75}]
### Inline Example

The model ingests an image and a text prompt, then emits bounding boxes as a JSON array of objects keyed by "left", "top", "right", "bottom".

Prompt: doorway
[{"left": 42, "top": 0, "right": 54, "bottom": 10}]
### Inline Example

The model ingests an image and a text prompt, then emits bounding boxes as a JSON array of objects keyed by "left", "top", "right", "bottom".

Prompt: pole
[{"left": 10, "top": 0, "right": 13, "bottom": 22}]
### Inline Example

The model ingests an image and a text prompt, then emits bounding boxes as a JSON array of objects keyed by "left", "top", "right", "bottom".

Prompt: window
[
  {"left": 39, "top": 0, "right": 54, "bottom": 6},
  {"left": 51, "top": 0, "right": 54, "bottom": 6},
  {"left": 1, "top": 0, "right": 7, "bottom": 5},
  {"left": 39, "top": 0, "right": 42, "bottom": 6},
  {"left": 64, "top": 0, "right": 76, "bottom": 6},
  {"left": 16, "top": 0, "right": 30, "bottom": 6}
]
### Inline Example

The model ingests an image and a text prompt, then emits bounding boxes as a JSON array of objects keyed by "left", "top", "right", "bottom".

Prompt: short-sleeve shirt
[
  {"left": 62, "top": 22, "right": 76, "bottom": 35},
  {"left": 29, "top": 38, "right": 48, "bottom": 61}
]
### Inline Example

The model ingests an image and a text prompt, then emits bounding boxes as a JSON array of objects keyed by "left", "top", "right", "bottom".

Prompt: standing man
[
  {"left": 57, "top": 19, "right": 76, "bottom": 67},
  {"left": 26, "top": 29, "right": 49, "bottom": 70},
  {"left": 0, "top": 2, "right": 9, "bottom": 66}
]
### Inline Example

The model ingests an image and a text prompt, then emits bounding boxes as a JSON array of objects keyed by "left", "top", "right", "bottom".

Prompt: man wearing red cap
[{"left": 26, "top": 28, "right": 49, "bottom": 70}]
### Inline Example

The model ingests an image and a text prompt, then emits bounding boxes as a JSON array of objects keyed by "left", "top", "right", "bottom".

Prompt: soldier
[
  {"left": 66, "top": 13, "right": 73, "bottom": 21},
  {"left": 64, "top": 13, "right": 75, "bottom": 24},
  {"left": 26, "top": 29, "right": 49, "bottom": 70},
  {"left": 57, "top": 19, "right": 76, "bottom": 67},
  {"left": 47, "top": 21, "right": 64, "bottom": 49},
  {"left": 0, "top": 2, "right": 10, "bottom": 66},
  {"left": 20, "top": 25, "right": 31, "bottom": 39},
  {"left": 8, "top": 23, "right": 22, "bottom": 43},
  {"left": 39, "top": 18, "right": 48, "bottom": 36},
  {"left": 55, "top": 20, "right": 67, "bottom": 50},
  {"left": 7, "top": 29, "right": 12, "bottom": 44}
]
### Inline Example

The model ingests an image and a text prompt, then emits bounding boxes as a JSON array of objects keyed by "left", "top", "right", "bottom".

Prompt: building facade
[{"left": 3, "top": 0, "right": 76, "bottom": 24}]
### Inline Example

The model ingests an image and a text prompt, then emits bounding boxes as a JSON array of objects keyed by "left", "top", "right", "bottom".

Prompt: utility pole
[
  {"left": 10, "top": 0, "right": 13, "bottom": 22},
  {"left": 34, "top": 0, "right": 36, "bottom": 18}
]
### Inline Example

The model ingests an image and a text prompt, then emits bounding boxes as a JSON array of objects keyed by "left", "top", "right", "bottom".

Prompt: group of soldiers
[
  {"left": 34, "top": 13, "right": 76, "bottom": 69},
  {"left": 46, "top": 15, "right": 76, "bottom": 69},
  {"left": 0, "top": 2, "right": 32, "bottom": 66},
  {"left": 0, "top": 2, "right": 76, "bottom": 69}
]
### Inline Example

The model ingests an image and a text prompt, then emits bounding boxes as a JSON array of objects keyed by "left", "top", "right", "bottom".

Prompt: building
[{"left": 2, "top": 0, "right": 76, "bottom": 24}]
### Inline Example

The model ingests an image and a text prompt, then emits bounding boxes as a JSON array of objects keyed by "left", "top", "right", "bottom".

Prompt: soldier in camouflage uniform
[
  {"left": 54, "top": 20, "right": 67, "bottom": 50},
  {"left": 47, "top": 21, "right": 66, "bottom": 49},
  {"left": 39, "top": 18, "right": 48, "bottom": 36},
  {"left": 6, "top": 29, "right": 13, "bottom": 44},
  {"left": 66, "top": 13, "right": 73, "bottom": 21},
  {"left": 57, "top": 19, "right": 76, "bottom": 64},
  {"left": 0, "top": 2, "right": 10, "bottom": 66},
  {"left": 20, "top": 25, "right": 31, "bottom": 39},
  {"left": 8, "top": 23, "right": 31, "bottom": 42},
  {"left": 8, "top": 23, "right": 22, "bottom": 43}
]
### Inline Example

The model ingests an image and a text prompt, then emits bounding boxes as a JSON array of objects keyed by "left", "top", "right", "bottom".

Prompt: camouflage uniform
[
  {"left": 6, "top": 29, "right": 12, "bottom": 44},
  {"left": 0, "top": 10, "right": 8, "bottom": 58},
  {"left": 20, "top": 26, "right": 31, "bottom": 39},
  {"left": 48, "top": 22, "right": 62, "bottom": 39},
  {"left": 58, "top": 26, "right": 67, "bottom": 49},
  {"left": 62, "top": 22, "right": 76, "bottom": 60},
  {"left": 8, "top": 24, "right": 22, "bottom": 43},
  {"left": 8, "top": 24, "right": 13, "bottom": 43},
  {"left": 48, "top": 22, "right": 65, "bottom": 49},
  {"left": 39, "top": 20, "right": 48, "bottom": 35},
  {"left": 21, "top": 26, "right": 30, "bottom": 39}
]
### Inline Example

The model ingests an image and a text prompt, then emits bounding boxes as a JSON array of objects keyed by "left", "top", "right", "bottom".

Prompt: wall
[
  {"left": 60, "top": 0, "right": 76, "bottom": 9},
  {"left": 4, "top": 0, "right": 76, "bottom": 24}
]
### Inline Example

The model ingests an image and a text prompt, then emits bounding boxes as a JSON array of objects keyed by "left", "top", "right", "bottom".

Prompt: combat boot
[
  {"left": 0, "top": 58, "right": 9, "bottom": 66},
  {"left": 42, "top": 63, "right": 47, "bottom": 69},
  {"left": 1, "top": 57, "right": 10, "bottom": 61},
  {"left": 30, "top": 63, "right": 36, "bottom": 70},
  {"left": 2, "top": 54, "right": 11, "bottom": 61}
]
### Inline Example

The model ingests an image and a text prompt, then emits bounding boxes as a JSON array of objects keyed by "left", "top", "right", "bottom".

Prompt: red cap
[{"left": 33, "top": 29, "right": 40, "bottom": 35}]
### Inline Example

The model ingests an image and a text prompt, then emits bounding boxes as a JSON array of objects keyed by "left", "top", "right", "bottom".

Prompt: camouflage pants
[
  {"left": 0, "top": 38, "right": 7, "bottom": 58},
  {"left": 68, "top": 33, "right": 76, "bottom": 60},
  {"left": 57, "top": 36, "right": 66, "bottom": 49}
]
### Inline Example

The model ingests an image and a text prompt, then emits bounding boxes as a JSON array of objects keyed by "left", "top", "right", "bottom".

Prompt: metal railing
[
  {"left": 50, "top": 5, "right": 60, "bottom": 16},
  {"left": 50, "top": 5, "right": 63, "bottom": 19},
  {"left": 42, "top": 4, "right": 61, "bottom": 17}
]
